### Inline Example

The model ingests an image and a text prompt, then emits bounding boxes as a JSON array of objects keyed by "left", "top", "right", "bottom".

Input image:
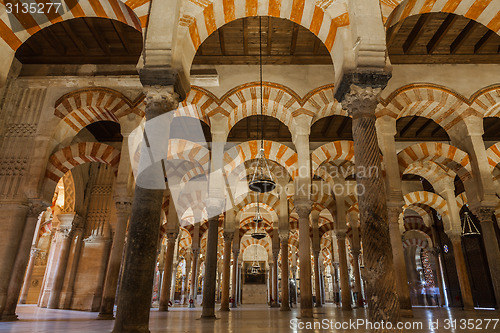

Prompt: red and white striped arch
[
  {"left": 403, "top": 191, "right": 449, "bottom": 218},
  {"left": 223, "top": 140, "right": 298, "bottom": 179},
  {"left": 167, "top": 139, "right": 211, "bottom": 173},
  {"left": 402, "top": 237, "right": 429, "bottom": 249},
  {"left": 311, "top": 140, "right": 355, "bottom": 174},
  {"left": 403, "top": 160, "right": 454, "bottom": 186},
  {"left": 45, "top": 142, "right": 120, "bottom": 182},
  {"left": 179, "top": 0, "right": 350, "bottom": 65},
  {"left": 386, "top": 0, "right": 500, "bottom": 35},
  {"left": 404, "top": 215, "right": 431, "bottom": 236},
  {"left": 304, "top": 84, "right": 346, "bottom": 124},
  {"left": 0, "top": 0, "right": 143, "bottom": 52},
  {"left": 240, "top": 237, "right": 271, "bottom": 256},
  {"left": 377, "top": 85, "right": 474, "bottom": 131},
  {"left": 398, "top": 142, "right": 472, "bottom": 181},
  {"left": 473, "top": 86, "right": 500, "bottom": 117}
]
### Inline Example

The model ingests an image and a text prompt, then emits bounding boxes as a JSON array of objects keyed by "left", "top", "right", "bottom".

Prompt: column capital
[
  {"left": 192, "top": 248, "right": 200, "bottom": 256},
  {"left": 351, "top": 248, "right": 361, "bottom": 257},
  {"left": 471, "top": 206, "right": 495, "bottom": 223},
  {"left": 294, "top": 198, "right": 312, "bottom": 219},
  {"left": 223, "top": 231, "right": 234, "bottom": 242},
  {"left": 27, "top": 199, "right": 49, "bottom": 217},
  {"left": 272, "top": 248, "right": 280, "bottom": 259},
  {"left": 166, "top": 232, "right": 178, "bottom": 243},
  {"left": 342, "top": 85, "right": 382, "bottom": 119},
  {"left": 335, "top": 230, "right": 347, "bottom": 240},
  {"left": 232, "top": 247, "right": 240, "bottom": 257},
  {"left": 335, "top": 71, "right": 391, "bottom": 102},
  {"left": 139, "top": 67, "right": 188, "bottom": 100},
  {"left": 279, "top": 232, "right": 289, "bottom": 244},
  {"left": 30, "top": 247, "right": 40, "bottom": 257},
  {"left": 114, "top": 199, "right": 133, "bottom": 217},
  {"left": 387, "top": 205, "right": 403, "bottom": 223}
]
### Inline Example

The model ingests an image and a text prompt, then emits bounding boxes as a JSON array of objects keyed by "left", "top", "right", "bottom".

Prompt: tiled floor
[{"left": 0, "top": 304, "right": 498, "bottom": 332}]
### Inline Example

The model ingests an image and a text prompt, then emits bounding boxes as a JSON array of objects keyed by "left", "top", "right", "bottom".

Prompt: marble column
[
  {"left": 473, "top": 207, "right": 500, "bottom": 308},
  {"left": 295, "top": 200, "right": 313, "bottom": 317},
  {"left": 449, "top": 233, "right": 474, "bottom": 310},
  {"left": 351, "top": 249, "right": 363, "bottom": 307},
  {"left": 337, "top": 232, "right": 351, "bottom": 311},
  {"left": 189, "top": 248, "right": 199, "bottom": 306},
  {"left": 220, "top": 232, "right": 233, "bottom": 311},
  {"left": 272, "top": 248, "right": 279, "bottom": 307},
  {"left": 183, "top": 256, "right": 191, "bottom": 305},
  {"left": 18, "top": 248, "right": 40, "bottom": 304},
  {"left": 47, "top": 213, "right": 75, "bottom": 309},
  {"left": 313, "top": 250, "right": 322, "bottom": 307},
  {"left": 387, "top": 207, "right": 413, "bottom": 315},
  {"left": 342, "top": 81, "right": 400, "bottom": 324},
  {"left": 0, "top": 203, "right": 29, "bottom": 317},
  {"left": 159, "top": 233, "right": 177, "bottom": 311},
  {"left": 112, "top": 79, "right": 179, "bottom": 333},
  {"left": 230, "top": 246, "right": 239, "bottom": 308},
  {"left": 279, "top": 235, "right": 290, "bottom": 311},
  {"left": 2, "top": 201, "right": 47, "bottom": 320},
  {"left": 431, "top": 227, "right": 446, "bottom": 306},
  {"left": 98, "top": 200, "right": 132, "bottom": 319},
  {"left": 201, "top": 207, "right": 221, "bottom": 318},
  {"left": 333, "top": 263, "right": 340, "bottom": 306}
]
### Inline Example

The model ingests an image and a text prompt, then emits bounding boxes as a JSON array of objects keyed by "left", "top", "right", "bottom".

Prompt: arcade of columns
[{"left": 0, "top": 0, "right": 499, "bottom": 333}]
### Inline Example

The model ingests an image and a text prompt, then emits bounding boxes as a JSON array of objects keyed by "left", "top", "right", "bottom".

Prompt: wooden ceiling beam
[
  {"left": 427, "top": 14, "right": 457, "bottom": 54},
  {"left": 84, "top": 18, "right": 111, "bottom": 55},
  {"left": 321, "top": 116, "right": 335, "bottom": 137},
  {"left": 415, "top": 118, "right": 433, "bottom": 136},
  {"left": 290, "top": 25, "right": 299, "bottom": 55},
  {"left": 474, "top": 29, "right": 495, "bottom": 54},
  {"left": 336, "top": 117, "right": 350, "bottom": 137},
  {"left": 60, "top": 21, "right": 88, "bottom": 55},
  {"left": 399, "top": 116, "right": 419, "bottom": 137},
  {"left": 243, "top": 19, "right": 249, "bottom": 55},
  {"left": 111, "top": 20, "right": 133, "bottom": 54},
  {"left": 450, "top": 19, "right": 476, "bottom": 54},
  {"left": 386, "top": 22, "right": 404, "bottom": 50},
  {"left": 403, "top": 14, "right": 431, "bottom": 54},
  {"left": 431, "top": 123, "right": 445, "bottom": 136},
  {"left": 267, "top": 17, "right": 272, "bottom": 55},
  {"left": 219, "top": 28, "right": 226, "bottom": 55},
  {"left": 192, "top": 55, "right": 333, "bottom": 65}
]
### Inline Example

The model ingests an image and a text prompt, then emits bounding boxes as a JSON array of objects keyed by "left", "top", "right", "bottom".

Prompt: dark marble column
[
  {"left": 295, "top": 199, "right": 313, "bottom": 317},
  {"left": 313, "top": 250, "right": 322, "bottom": 308},
  {"left": 158, "top": 232, "right": 177, "bottom": 311},
  {"left": 230, "top": 246, "right": 239, "bottom": 308},
  {"left": 272, "top": 249, "right": 279, "bottom": 307},
  {"left": 473, "top": 207, "right": 500, "bottom": 308},
  {"left": 220, "top": 232, "right": 233, "bottom": 311},
  {"left": 112, "top": 78, "right": 181, "bottom": 332},
  {"left": 2, "top": 201, "right": 47, "bottom": 320},
  {"left": 279, "top": 235, "right": 290, "bottom": 311},
  {"left": 189, "top": 248, "right": 199, "bottom": 307},
  {"left": 98, "top": 200, "right": 132, "bottom": 319},
  {"left": 449, "top": 233, "right": 474, "bottom": 310},
  {"left": 201, "top": 205, "right": 222, "bottom": 318},
  {"left": 337, "top": 232, "right": 352, "bottom": 311},
  {"left": 341, "top": 77, "right": 401, "bottom": 326},
  {"left": 351, "top": 249, "right": 364, "bottom": 308}
]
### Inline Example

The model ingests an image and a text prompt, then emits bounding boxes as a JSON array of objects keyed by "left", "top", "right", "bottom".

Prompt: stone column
[
  {"left": 351, "top": 249, "right": 363, "bottom": 307},
  {"left": 336, "top": 232, "right": 351, "bottom": 311},
  {"left": 449, "top": 233, "right": 474, "bottom": 310},
  {"left": 189, "top": 248, "right": 199, "bottom": 306},
  {"left": 230, "top": 246, "right": 239, "bottom": 308},
  {"left": 291, "top": 265, "right": 298, "bottom": 304},
  {"left": 19, "top": 248, "right": 40, "bottom": 304},
  {"left": 159, "top": 232, "right": 177, "bottom": 311},
  {"left": 220, "top": 232, "right": 233, "bottom": 311},
  {"left": 182, "top": 256, "right": 191, "bottom": 305},
  {"left": 201, "top": 204, "right": 222, "bottom": 318},
  {"left": 387, "top": 207, "right": 413, "bottom": 315},
  {"left": 0, "top": 203, "right": 29, "bottom": 317},
  {"left": 47, "top": 213, "right": 75, "bottom": 309},
  {"left": 473, "top": 207, "right": 500, "bottom": 308},
  {"left": 112, "top": 78, "right": 180, "bottom": 333},
  {"left": 2, "top": 201, "right": 47, "bottom": 320},
  {"left": 430, "top": 227, "right": 446, "bottom": 306},
  {"left": 342, "top": 81, "right": 400, "bottom": 324},
  {"left": 333, "top": 263, "right": 340, "bottom": 306},
  {"left": 98, "top": 200, "right": 132, "bottom": 319},
  {"left": 295, "top": 200, "right": 313, "bottom": 317},
  {"left": 272, "top": 248, "right": 279, "bottom": 307},
  {"left": 313, "top": 250, "right": 322, "bottom": 307},
  {"left": 279, "top": 235, "right": 290, "bottom": 311}
]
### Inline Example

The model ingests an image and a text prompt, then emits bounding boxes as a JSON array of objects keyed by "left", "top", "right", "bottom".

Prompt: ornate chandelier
[
  {"left": 251, "top": 197, "right": 267, "bottom": 240},
  {"left": 248, "top": 16, "right": 276, "bottom": 194}
]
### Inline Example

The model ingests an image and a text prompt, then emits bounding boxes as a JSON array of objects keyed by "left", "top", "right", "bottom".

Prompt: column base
[
  {"left": 219, "top": 307, "right": 230, "bottom": 312},
  {"left": 0, "top": 314, "right": 18, "bottom": 322},
  {"left": 97, "top": 313, "right": 115, "bottom": 320},
  {"left": 400, "top": 309, "right": 414, "bottom": 318},
  {"left": 270, "top": 303, "right": 280, "bottom": 308},
  {"left": 314, "top": 303, "right": 322, "bottom": 308},
  {"left": 200, "top": 314, "right": 217, "bottom": 319},
  {"left": 300, "top": 308, "right": 314, "bottom": 318},
  {"left": 280, "top": 306, "right": 291, "bottom": 311}
]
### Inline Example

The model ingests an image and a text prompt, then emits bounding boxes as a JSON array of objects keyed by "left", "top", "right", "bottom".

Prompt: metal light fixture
[
  {"left": 461, "top": 211, "right": 480, "bottom": 236},
  {"left": 249, "top": 245, "right": 261, "bottom": 275},
  {"left": 248, "top": 16, "right": 276, "bottom": 194},
  {"left": 251, "top": 199, "right": 267, "bottom": 240}
]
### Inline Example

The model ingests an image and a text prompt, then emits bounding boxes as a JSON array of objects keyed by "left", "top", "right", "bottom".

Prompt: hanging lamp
[
  {"left": 251, "top": 197, "right": 267, "bottom": 240},
  {"left": 249, "top": 245, "right": 261, "bottom": 275},
  {"left": 461, "top": 211, "right": 480, "bottom": 236},
  {"left": 248, "top": 16, "right": 276, "bottom": 194}
]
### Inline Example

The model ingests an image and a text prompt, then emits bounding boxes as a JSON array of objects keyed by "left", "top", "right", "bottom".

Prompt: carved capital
[
  {"left": 343, "top": 85, "right": 382, "bottom": 119},
  {"left": 223, "top": 231, "right": 234, "bottom": 242},
  {"left": 351, "top": 248, "right": 361, "bottom": 258},
  {"left": 27, "top": 199, "right": 49, "bottom": 218},
  {"left": 279, "top": 232, "right": 289, "bottom": 244},
  {"left": 335, "top": 231, "right": 347, "bottom": 241},
  {"left": 272, "top": 248, "right": 280, "bottom": 259},
  {"left": 387, "top": 205, "right": 403, "bottom": 223},
  {"left": 143, "top": 85, "right": 179, "bottom": 120},
  {"left": 166, "top": 232, "right": 178, "bottom": 243},
  {"left": 192, "top": 248, "right": 200, "bottom": 257},
  {"left": 114, "top": 199, "right": 132, "bottom": 218},
  {"left": 471, "top": 206, "right": 494, "bottom": 224},
  {"left": 30, "top": 247, "right": 40, "bottom": 257},
  {"left": 294, "top": 198, "right": 312, "bottom": 219}
]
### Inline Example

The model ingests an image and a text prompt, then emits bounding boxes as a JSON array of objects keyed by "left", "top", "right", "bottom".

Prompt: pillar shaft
[
  {"left": 19, "top": 248, "right": 39, "bottom": 304},
  {"left": 388, "top": 209, "right": 413, "bottom": 313},
  {"left": 295, "top": 201, "right": 313, "bottom": 317},
  {"left": 2, "top": 202, "right": 46, "bottom": 320},
  {"left": 231, "top": 249, "right": 238, "bottom": 308},
  {"left": 343, "top": 83, "right": 400, "bottom": 325},
  {"left": 98, "top": 201, "right": 131, "bottom": 319},
  {"left": 280, "top": 238, "right": 290, "bottom": 311},
  {"left": 313, "top": 251, "right": 322, "bottom": 307},
  {"left": 337, "top": 234, "right": 351, "bottom": 311},
  {"left": 220, "top": 233, "right": 233, "bottom": 311},
  {"left": 351, "top": 250, "right": 363, "bottom": 307},
  {"left": 450, "top": 235, "right": 474, "bottom": 310},
  {"left": 272, "top": 250, "right": 279, "bottom": 307},
  {"left": 190, "top": 249, "right": 199, "bottom": 305},
  {"left": 159, "top": 234, "right": 177, "bottom": 311},
  {"left": 201, "top": 215, "right": 219, "bottom": 318}
]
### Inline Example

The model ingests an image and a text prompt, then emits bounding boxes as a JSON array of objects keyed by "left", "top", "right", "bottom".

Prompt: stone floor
[{"left": 0, "top": 304, "right": 498, "bottom": 332}]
